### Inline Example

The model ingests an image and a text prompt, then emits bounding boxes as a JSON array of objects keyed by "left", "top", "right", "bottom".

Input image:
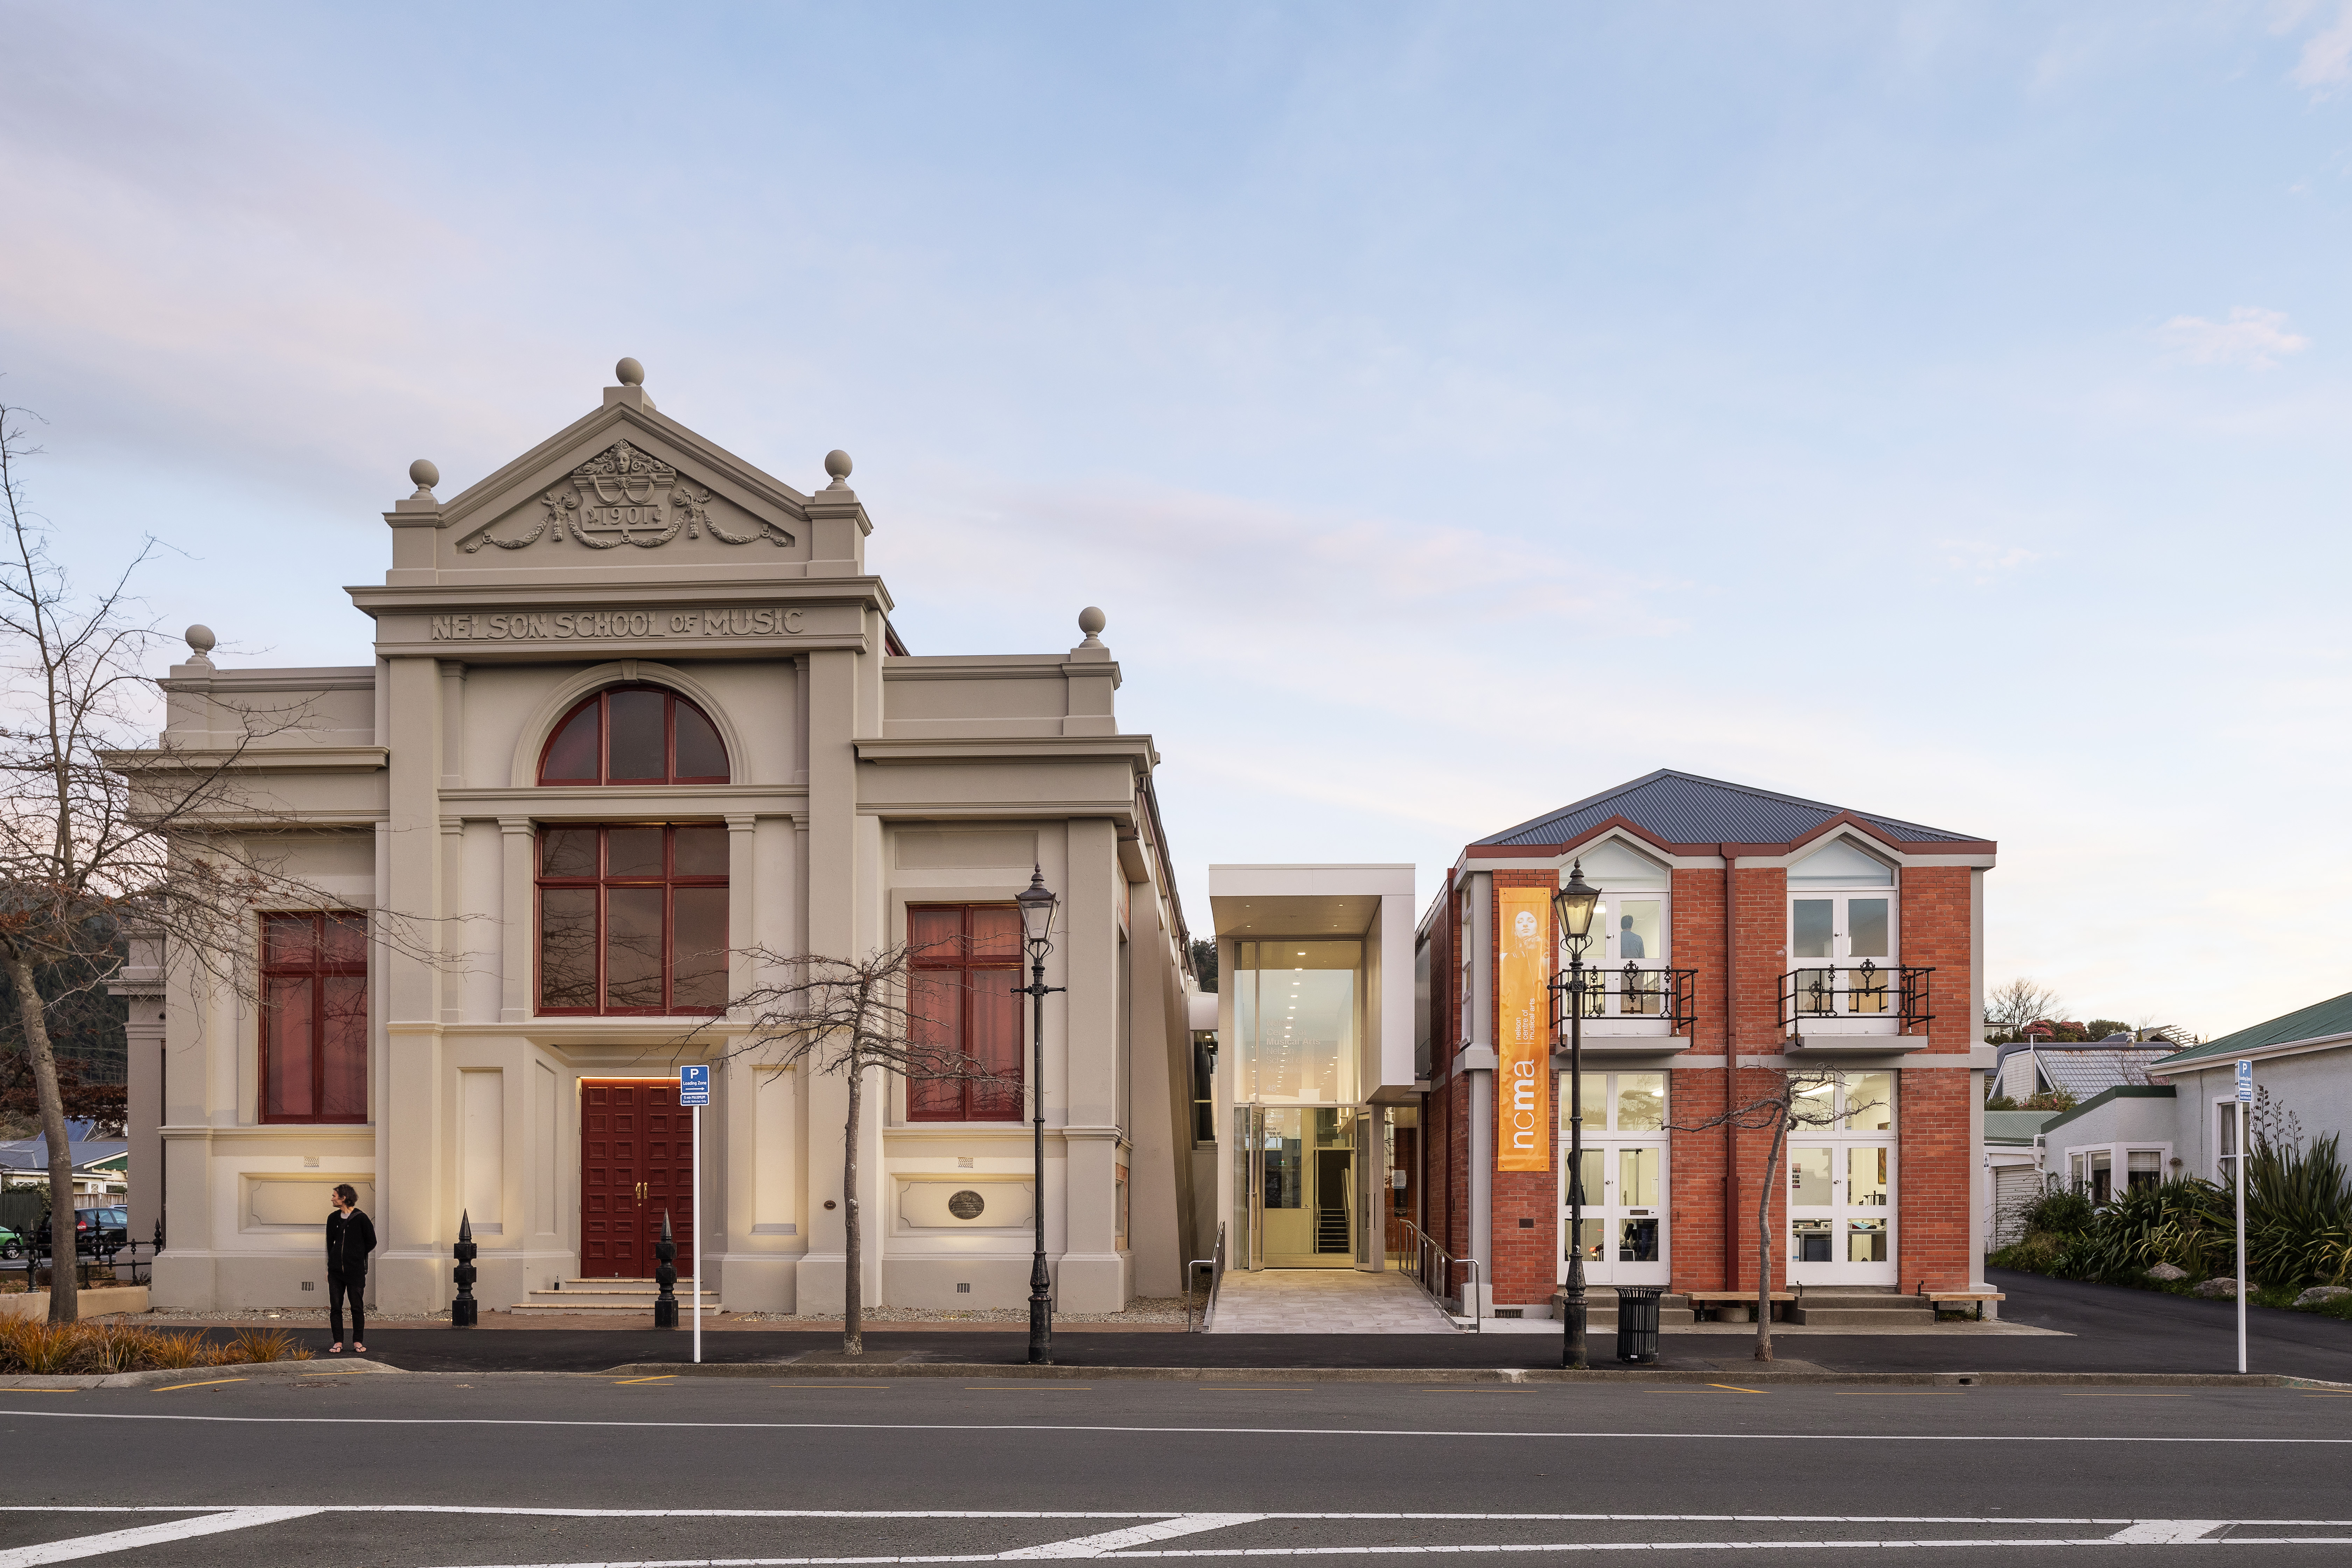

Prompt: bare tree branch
[
  {"left": 1668, "top": 1068, "right": 1875, "bottom": 1362},
  {"left": 684, "top": 941, "right": 1018, "bottom": 1355}
]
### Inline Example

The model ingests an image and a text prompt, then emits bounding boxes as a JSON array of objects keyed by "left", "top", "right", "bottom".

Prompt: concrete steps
[
  {"left": 1786, "top": 1291, "right": 1933, "bottom": 1327},
  {"left": 1540, "top": 1290, "right": 1698, "bottom": 1327},
  {"left": 510, "top": 1278, "right": 725, "bottom": 1316}
]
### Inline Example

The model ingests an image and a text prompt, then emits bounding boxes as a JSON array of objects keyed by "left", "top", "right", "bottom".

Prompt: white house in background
[
  {"left": 1991, "top": 1037, "right": 2173, "bottom": 1103},
  {"left": 2021, "top": 989, "right": 2352, "bottom": 1205}
]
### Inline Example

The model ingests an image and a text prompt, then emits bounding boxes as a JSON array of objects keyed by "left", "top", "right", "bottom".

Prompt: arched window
[{"left": 539, "top": 685, "right": 729, "bottom": 785}]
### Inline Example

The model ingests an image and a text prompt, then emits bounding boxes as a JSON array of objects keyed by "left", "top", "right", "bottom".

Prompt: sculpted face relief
[{"left": 429, "top": 608, "right": 806, "bottom": 642}]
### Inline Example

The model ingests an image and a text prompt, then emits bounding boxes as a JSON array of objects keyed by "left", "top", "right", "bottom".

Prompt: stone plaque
[{"left": 947, "top": 1189, "right": 986, "bottom": 1221}]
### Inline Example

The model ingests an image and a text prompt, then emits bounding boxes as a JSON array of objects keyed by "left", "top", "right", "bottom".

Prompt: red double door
[{"left": 581, "top": 1079, "right": 696, "bottom": 1279}]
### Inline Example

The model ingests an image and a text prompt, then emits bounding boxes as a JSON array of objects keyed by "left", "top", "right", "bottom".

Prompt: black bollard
[
  {"left": 451, "top": 1210, "right": 479, "bottom": 1327},
  {"left": 653, "top": 1211, "right": 679, "bottom": 1329}
]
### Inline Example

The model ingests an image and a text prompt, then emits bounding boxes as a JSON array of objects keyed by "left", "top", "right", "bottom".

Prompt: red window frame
[
  {"left": 906, "top": 904, "right": 1025, "bottom": 1123},
  {"left": 259, "top": 912, "right": 369, "bottom": 1125},
  {"left": 538, "top": 685, "right": 730, "bottom": 786},
  {"left": 536, "top": 824, "right": 730, "bottom": 1016}
]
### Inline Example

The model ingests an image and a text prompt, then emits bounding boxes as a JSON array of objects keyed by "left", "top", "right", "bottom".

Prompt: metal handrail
[
  {"left": 1778, "top": 962, "right": 1933, "bottom": 1032},
  {"left": 1552, "top": 964, "right": 1700, "bottom": 1032},
  {"left": 1184, "top": 1221, "right": 1226, "bottom": 1333},
  {"left": 1393, "top": 1217, "right": 1482, "bottom": 1334}
]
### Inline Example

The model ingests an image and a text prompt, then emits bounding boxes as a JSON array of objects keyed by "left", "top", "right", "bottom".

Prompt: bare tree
[
  {"left": 690, "top": 941, "right": 1013, "bottom": 1356},
  {"left": 1670, "top": 1068, "right": 1869, "bottom": 1362},
  {"left": 0, "top": 401, "right": 436, "bottom": 1319},
  {"left": 1985, "top": 978, "right": 2063, "bottom": 1035}
]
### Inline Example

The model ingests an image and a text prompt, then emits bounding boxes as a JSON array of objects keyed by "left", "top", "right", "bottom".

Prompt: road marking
[
  {"left": 2053, "top": 1391, "right": 2188, "bottom": 1397},
  {"left": 1000, "top": 1514, "right": 1265, "bottom": 1559},
  {"left": 615, "top": 1377, "right": 677, "bottom": 1385},
  {"left": 3, "top": 1409, "right": 2349, "bottom": 1444},
  {"left": 770, "top": 1385, "right": 892, "bottom": 1390},
  {"left": 1423, "top": 1389, "right": 1534, "bottom": 1394},
  {"left": 0, "top": 1506, "right": 319, "bottom": 1566},
  {"left": 1706, "top": 1384, "right": 1763, "bottom": 1394},
  {"left": 964, "top": 1387, "right": 1094, "bottom": 1391},
  {"left": 1835, "top": 1392, "right": 1965, "bottom": 1397},
  {"left": 149, "top": 1379, "right": 246, "bottom": 1392}
]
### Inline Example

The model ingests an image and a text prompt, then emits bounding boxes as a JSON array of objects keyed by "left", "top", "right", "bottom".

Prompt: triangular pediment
[{"left": 422, "top": 394, "right": 826, "bottom": 580}]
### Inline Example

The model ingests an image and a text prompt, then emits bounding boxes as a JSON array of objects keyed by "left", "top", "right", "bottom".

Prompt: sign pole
[
  {"left": 678, "top": 1064, "right": 712, "bottom": 1366},
  {"left": 692, "top": 1101, "right": 702, "bottom": 1366},
  {"left": 2235, "top": 1059, "right": 2252, "bottom": 1377}
]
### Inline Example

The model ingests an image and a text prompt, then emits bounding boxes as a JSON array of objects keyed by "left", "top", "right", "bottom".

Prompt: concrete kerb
[
  {"left": 0, "top": 1358, "right": 405, "bottom": 1390},
  {"left": 597, "top": 1360, "right": 2336, "bottom": 1388}
]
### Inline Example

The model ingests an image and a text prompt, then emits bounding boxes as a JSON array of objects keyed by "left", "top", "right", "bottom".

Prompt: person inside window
[{"left": 1619, "top": 914, "right": 1645, "bottom": 961}]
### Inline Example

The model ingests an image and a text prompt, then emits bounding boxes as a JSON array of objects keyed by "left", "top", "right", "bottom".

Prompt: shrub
[
  {"left": 0, "top": 1320, "right": 306, "bottom": 1374},
  {"left": 2020, "top": 1188, "right": 2096, "bottom": 1237},
  {"left": 2243, "top": 1132, "right": 2352, "bottom": 1290}
]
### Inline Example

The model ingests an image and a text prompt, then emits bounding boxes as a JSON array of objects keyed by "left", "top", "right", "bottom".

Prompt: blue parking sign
[
  {"left": 2235, "top": 1060, "right": 2253, "bottom": 1104},
  {"left": 679, "top": 1064, "right": 711, "bottom": 1106}
]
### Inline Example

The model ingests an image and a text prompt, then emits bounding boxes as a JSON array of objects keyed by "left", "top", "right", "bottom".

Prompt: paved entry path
[{"left": 1208, "top": 1267, "right": 1458, "bottom": 1334}]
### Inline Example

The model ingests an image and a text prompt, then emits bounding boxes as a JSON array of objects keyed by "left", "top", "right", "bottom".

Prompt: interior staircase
[
  {"left": 510, "top": 1278, "right": 726, "bottom": 1316},
  {"left": 1315, "top": 1205, "right": 1351, "bottom": 1254}
]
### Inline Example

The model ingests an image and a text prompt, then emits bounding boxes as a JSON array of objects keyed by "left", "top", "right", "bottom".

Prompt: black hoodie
[{"left": 325, "top": 1208, "right": 376, "bottom": 1280}]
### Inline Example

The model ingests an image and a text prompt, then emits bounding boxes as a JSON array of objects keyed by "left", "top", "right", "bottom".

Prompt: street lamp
[
  {"left": 1552, "top": 862, "right": 1602, "bottom": 1370},
  {"left": 1014, "top": 865, "right": 1064, "bottom": 1365}
]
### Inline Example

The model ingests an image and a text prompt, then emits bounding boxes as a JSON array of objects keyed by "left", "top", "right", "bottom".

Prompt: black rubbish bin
[{"left": 1615, "top": 1285, "right": 1663, "bottom": 1365}]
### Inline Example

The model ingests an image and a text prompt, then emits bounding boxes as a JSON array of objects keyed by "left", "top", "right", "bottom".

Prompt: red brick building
[{"left": 1413, "top": 771, "right": 1997, "bottom": 1318}]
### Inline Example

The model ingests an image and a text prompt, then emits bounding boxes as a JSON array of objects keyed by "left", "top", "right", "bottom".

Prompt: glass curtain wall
[{"left": 1231, "top": 941, "right": 1363, "bottom": 1267}]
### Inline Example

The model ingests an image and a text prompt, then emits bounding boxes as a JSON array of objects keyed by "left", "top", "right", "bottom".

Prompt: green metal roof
[
  {"left": 2035, "top": 1084, "right": 2176, "bottom": 1139},
  {"left": 1983, "top": 1109, "right": 2060, "bottom": 1145},
  {"left": 2153, "top": 988, "right": 2352, "bottom": 1069}
]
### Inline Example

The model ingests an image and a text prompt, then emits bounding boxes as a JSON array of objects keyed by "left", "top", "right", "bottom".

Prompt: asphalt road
[{"left": 2, "top": 1373, "right": 2350, "bottom": 1565}]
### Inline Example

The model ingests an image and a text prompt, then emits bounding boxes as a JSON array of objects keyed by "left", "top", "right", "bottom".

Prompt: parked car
[
  {"left": 0, "top": 1224, "right": 21, "bottom": 1260},
  {"left": 34, "top": 1207, "right": 128, "bottom": 1260}
]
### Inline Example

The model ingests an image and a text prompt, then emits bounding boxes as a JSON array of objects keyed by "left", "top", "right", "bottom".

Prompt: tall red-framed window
[
  {"left": 539, "top": 685, "right": 729, "bottom": 786},
  {"left": 537, "top": 825, "right": 729, "bottom": 1015},
  {"left": 906, "top": 904, "right": 1024, "bottom": 1122},
  {"left": 260, "top": 912, "right": 369, "bottom": 1124}
]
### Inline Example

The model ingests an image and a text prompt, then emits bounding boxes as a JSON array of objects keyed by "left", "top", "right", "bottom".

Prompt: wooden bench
[
  {"left": 1925, "top": 1290, "right": 2005, "bottom": 1321},
  {"left": 1683, "top": 1290, "right": 1794, "bottom": 1322}
]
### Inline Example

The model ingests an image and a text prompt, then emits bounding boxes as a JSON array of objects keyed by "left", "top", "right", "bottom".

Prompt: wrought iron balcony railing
[
  {"left": 1554, "top": 964, "right": 1698, "bottom": 1033},
  {"left": 1778, "top": 960, "right": 1933, "bottom": 1033}
]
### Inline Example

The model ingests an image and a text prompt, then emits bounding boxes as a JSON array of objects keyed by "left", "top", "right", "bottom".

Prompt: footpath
[{"left": 108, "top": 1270, "right": 2352, "bottom": 1384}]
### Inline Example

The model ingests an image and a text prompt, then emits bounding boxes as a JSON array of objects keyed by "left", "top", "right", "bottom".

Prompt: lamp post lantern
[
  {"left": 1014, "top": 866, "right": 1064, "bottom": 1365},
  {"left": 1551, "top": 862, "right": 1602, "bottom": 1371}
]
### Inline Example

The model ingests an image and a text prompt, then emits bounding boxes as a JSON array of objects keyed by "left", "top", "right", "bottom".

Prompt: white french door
[
  {"left": 1558, "top": 1071, "right": 1670, "bottom": 1288},
  {"left": 1788, "top": 892, "right": 1897, "bottom": 1021},
  {"left": 1786, "top": 1071, "right": 1897, "bottom": 1285}
]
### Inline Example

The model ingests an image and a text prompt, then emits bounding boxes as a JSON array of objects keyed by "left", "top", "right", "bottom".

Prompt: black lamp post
[
  {"left": 1551, "top": 861, "right": 1602, "bottom": 1370},
  {"left": 1015, "top": 865, "right": 1064, "bottom": 1366}
]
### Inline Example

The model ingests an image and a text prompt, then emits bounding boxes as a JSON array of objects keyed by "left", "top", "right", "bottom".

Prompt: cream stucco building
[{"left": 124, "top": 360, "right": 1200, "bottom": 1318}]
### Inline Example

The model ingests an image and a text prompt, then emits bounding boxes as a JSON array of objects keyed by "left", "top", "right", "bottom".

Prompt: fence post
[
  {"left": 451, "top": 1210, "right": 479, "bottom": 1328},
  {"left": 653, "top": 1212, "right": 679, "bottom": 1330}
]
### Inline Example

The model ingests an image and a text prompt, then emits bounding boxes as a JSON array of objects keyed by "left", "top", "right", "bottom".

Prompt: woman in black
[{"left": 324, "top": 1184, "right": 376, "bottom": 1353}]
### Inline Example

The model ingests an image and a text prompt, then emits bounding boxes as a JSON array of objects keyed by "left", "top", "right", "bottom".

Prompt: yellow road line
[
  {"left": 1707, "top": 1384, "right": 1764, "bottom": 1394},
  {"left": 1837, "top": 1391, "right": 1966, "bottom": 1396},
  {"left": 962, "top": 1385, "right": 1093, "bottom": 1390},
  {"left": 614, "top": 1376, "right": 677, "bottom": 1385},
  {"left": 153, "top": 1378, "right": 247, "bottom": 1392}
]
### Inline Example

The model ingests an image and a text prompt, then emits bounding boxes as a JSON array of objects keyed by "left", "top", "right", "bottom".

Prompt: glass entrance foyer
[{"left": 1231, "top": 939, "right": 1367, "bottom": 1269}]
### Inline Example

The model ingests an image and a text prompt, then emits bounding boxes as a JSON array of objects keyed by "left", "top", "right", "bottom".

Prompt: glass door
[
  {"left": 1786, "top": 1072, "right": 1897, "bottom": 1285},
  {"left": 1559, "top": 1071, "right": 1670, "bottom": 1287},
  {"left": 1789, "top": 894, "right": 1897, "bottom": 1019},
  {"left": 1237, "top": 1105, "right": 1357, "bottom": 1268}
]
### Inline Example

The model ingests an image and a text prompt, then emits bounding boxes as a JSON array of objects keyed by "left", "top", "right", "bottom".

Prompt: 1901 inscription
[{"left": 430, "top": 608, "right": 806, "bottom": 642}]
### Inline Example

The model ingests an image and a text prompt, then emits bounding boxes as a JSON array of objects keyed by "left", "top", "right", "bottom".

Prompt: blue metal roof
[{"left": 1474, "top": 769, "right": 1985, "bottom": 849}]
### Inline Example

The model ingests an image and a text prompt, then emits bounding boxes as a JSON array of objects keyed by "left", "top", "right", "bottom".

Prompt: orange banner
[{"left": 1496, "top": 886, "right": 1553, "bottom": 1172}]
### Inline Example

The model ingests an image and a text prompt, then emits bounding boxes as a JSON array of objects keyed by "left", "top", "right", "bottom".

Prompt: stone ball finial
[
  {"left": 1077, "top": 606, "right": 1106, "bottom": 646},
  {"left": 184, "top": 624, "right": 217, "bottom": 665},
  {"left": 408, "top": 458, "right": 440, "bottom": 493},
  {"left": 616, "top": 357, "right": 645, "bottom": 386},
  {"left": 824, "top": 449, "right": 853, "bottom": 488}
]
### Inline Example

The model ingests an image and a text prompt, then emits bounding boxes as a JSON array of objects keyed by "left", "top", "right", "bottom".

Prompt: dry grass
[{"left": 0, "top": 1318, "right": 313, "bottom": 1374}]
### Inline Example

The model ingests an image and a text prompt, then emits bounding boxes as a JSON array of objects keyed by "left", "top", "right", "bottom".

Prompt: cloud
[
  {"left": 2288, "top": 2, "right": 2352, "bottom": 93},
  {"left": 2157, "top": 307, "right": 2311, "bottom": 369}
]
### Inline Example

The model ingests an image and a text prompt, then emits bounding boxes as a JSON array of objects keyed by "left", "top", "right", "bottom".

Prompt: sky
[{"left": 4, "top": 1, "right": 2350, "bottom": 1041}]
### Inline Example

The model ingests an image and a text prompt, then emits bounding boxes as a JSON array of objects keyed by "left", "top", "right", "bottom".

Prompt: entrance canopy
[{"left": 1208, "top": 865, "right": 1415, "bottom": 1105}]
